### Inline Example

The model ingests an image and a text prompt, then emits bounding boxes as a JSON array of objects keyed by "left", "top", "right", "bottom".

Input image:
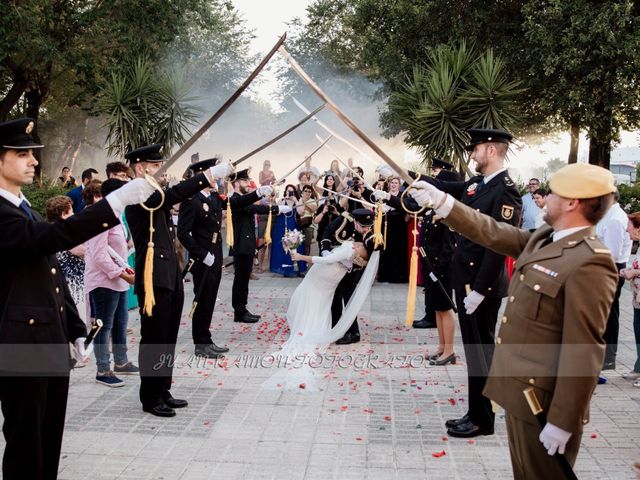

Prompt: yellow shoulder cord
[
  {"left": 264, "top": 196, "right": 273, "bottom": 245},
  {"left": 141, "top": 175, "right": 165, "bottom": 316},
  {"left": 400, "top": 187, "right": 428, "bottom": 327},
  {"left": 373, "top": 200, "right": 384, "bottom": 249}
]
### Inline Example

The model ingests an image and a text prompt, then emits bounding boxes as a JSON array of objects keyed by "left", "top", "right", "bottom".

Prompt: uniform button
[
  {"left": 509, "top": 296, "right": 515, "bottom": 303},
  {"left": 102, "top": 222, "right": 109, "bottom": 228},
  {"left": 469, "top": 262, "right": 474, "bottom": 266},
  {"left": 502, "top": 316, "right": 507, "bottom": 324},
  {"left": 28, "top": 319, "right": 35, "bottom": 325},
  {"left": 199, "top": 181, "right": 203, "bottom": 185},
  {"left": 533, "top": 284, "right": 541, "bottom": 291},
  {"left": 582, "top": 419, "right": 588, "bottom": 425},
  {"left": 55, "top": 287, "right": 60, "bottom": 293},
  {"left": 487, "top": 287, "right": 492, "bottom": 292},
  {"left": 160, "top": 254, "right": 164, "bottom": 258},
  {"left": 528, "top": 378, "right": 535, "bottom": 385},
  {"left": 519, "top": 274, "right": 524, "bottom": 281},
  {"left": 588, "top": 235, "right": 596, "bottom": 240},
  {"left": 169, "top": 227, "right": 173, "bottom": 232},
  {"left": 496, "top": 337, "right": 502, "bottom": 344},
  {"left": 59, "top": 306, "right": 63, "bottom": 312},
  {"left": 51, "top": 268, "right": 57, "bottom": 274}
]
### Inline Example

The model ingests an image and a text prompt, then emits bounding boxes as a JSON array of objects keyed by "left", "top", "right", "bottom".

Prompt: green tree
[
  {"left": 387, "top": 43, "right": 523, "bottom": 173},
  {"left": 94, "top": 57, "right": 200, "bottom": 158},
  {"left": 521, "top": 0, "right": 640, "bottom": 169}
]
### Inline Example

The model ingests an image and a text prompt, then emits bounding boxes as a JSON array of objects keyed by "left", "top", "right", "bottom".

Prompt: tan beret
[{"left": 549, "top": 163, "right": 616, "bottom": 199}]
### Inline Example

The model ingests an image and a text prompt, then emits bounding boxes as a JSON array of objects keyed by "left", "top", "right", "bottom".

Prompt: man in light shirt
[
  {"left": 521, "top": 177, "right": 542, "bottom": 229},
  {"left": 597, "top": 189, "right": 632, "bottom": 370}
]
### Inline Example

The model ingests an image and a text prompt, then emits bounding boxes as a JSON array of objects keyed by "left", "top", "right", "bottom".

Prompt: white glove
[
  {"left": 203, "top": 252, "right": 215, "bottom": 267},
  {"left": 539, "top": 423, "right": 572, "bottom": 456},
  {"left": 278, "top": 205, "right": 292, "bottom": 214},
  {"left": 381, "top": 204, "right": 392, "bottom": 213},
  {"left": 376, "top": 165, "right": 394, "bottom": 179},
  {"left": 209, "top": 161, "right": 234, "bottom": 179},
  {"left": 257, "top": 185, "right": 273, "bottom": 198},
  {"left": 409, "top": 180, "right": 446, "bottom": 208},
  {"left": 463, "top": 290, "right": 485, "bottom": 314},
  {"left": 321, "top": 250, "right": 331, "bottom": 257},
  {"left": 372, "top": 190, "right": 391, "bottom": 201},
  {"left": 106, "top": 178, "right": 156, "bottom": 217},
  {"left": 73, "top": 337, "right": 93, "bottom": 362}
]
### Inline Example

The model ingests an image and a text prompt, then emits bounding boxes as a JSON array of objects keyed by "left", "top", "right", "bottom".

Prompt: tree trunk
[
  {"left": 0, "top": 78, "right": 27, "bottom": 121},
  {"left": 588, "top": 138, "right": 611, "bottom": 169},
  {"left": 568, "top": 122, "right": 579, "bottom": 164}
]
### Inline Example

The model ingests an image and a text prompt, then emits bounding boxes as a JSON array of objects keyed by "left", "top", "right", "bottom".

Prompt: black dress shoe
[
  {"left": 429, "top": 353, "right": 456, "bottom": 366},
  {"left": 335, "top": 333, "right": 360, "bottom": 345},
  {"left": 195, "top": 345, "right": 225, "bottom": 359},
  {"left": 447, "top": 420, "right": 494, "bottom": 438},
  {"left": 602, "top": 361, "right": 616, "bottom": 371},
  {"left": 412, "top": 316, "right": 437, "bottom": 329},
  {"left": 445, "top": 414, "right": 469, "bottom": 429},
  {"left": 163, "top": 396, "right": 188, "bottom": 409},
  {"left": 211, "top": 342, "right": 230, "bottom": 353},
  {"left": 143, "top": 403, "right": 176, "bottom": 417},
  {"left": 234, "top": 313, "right": 259, "bottom": 323},
  {"left": 247, "top": 311, "right": 261, "bottom": 320}
]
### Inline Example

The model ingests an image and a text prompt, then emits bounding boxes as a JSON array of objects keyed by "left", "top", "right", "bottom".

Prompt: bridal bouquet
[{"left": 282, "top": 229, "right": 305, "bottom": 270}]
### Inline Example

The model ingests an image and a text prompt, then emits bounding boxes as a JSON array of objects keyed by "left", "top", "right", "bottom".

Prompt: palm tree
[
  {"left": 94, "top": 57, "right": 200, "bottom": 158},
  {"left": 388, "top": 42, "right": 523, "bottom": 176}
]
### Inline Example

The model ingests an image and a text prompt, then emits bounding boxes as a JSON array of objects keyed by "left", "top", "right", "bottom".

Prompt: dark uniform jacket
[
  {"left": 443, "top": 201, "right": 617, "bottom": 434},
  {"left": 178, "top": 190, "right": 260, "bottom": 262},
  {"left": 426, "top": 170, "right": 522, "bottom": 297},
  {"left": 228, "top": 191, "right": 279, "bottom": 257},
  {"left": 0, "top": 197, "right": 120, "bottom": 374},
  {"left": 126, "top": 173, "right": 211, "bottom": 295},
  {"left": 421, "top": 210, "right": 455, "bottom": 278},
  {"left": 320, "top": 212, "right": 367, "bottom": 270}
]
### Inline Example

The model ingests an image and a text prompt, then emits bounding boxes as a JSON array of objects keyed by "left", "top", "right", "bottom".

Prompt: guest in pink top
[{"left": 84, "top": 179, "right": 138, "bottom": 387}]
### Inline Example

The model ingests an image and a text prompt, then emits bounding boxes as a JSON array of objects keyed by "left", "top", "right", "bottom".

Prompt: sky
[{"left": 229, "top": 0, "right": 640, "bottom": 184}]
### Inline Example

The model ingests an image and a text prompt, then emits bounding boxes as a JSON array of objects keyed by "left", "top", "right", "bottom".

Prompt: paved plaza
[{"left": 2, "top": 266, "right": 639, "bottom": 479}]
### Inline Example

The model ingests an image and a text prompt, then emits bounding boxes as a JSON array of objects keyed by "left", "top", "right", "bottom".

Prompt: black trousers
[
  {"left": 0, "top": 376, "right": 70, "bottom": 479},
  {"left": 454, "top": 290, "right": 501, "bottom": 429},
  {"left": 232, "top": 254, "right": 253, "bottom": 316},
  {"left": 139, "top": 286, "right": 184, "bottom": 408},
  {"left": 331, "top": 268, "right": 363, "bottom": 337},
  {"left": 190, "top": 260, "right": 223, "bottom": 346},
  {"left": 603, "top": 262, "right": 626, "bottom": 364}
]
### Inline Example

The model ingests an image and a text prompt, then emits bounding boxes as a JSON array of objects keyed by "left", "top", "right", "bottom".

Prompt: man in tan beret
[{"left": 410, "top": 163, "right": 618, "bottom": 479}]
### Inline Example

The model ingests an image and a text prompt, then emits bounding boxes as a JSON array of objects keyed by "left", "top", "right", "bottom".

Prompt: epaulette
[
  {"left": 504, "top": 175, "right": 515, "bottom": 188},
  {"left": 584, "top": 235, "right": 611, "bottom": 254},
  {"left": 341, "top": 211, "right": 353, "bottom": 222}
]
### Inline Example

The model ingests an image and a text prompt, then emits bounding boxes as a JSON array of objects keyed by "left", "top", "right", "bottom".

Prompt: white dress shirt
[{"left": 597, "top": 202, "right": 632, "bottom": 264}]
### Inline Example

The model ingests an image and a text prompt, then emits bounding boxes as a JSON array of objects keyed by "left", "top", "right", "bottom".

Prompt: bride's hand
[{"left": 290, "top": 251, "right": 301, "bottom": 261}]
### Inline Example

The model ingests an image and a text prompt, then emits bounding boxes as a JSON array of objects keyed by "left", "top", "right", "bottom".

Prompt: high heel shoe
[
  {"left": 428, "top": 351, "right": 444, "bottom": 361},
  {"left": 429, "top": 353, "right": 456, "bottom": 366}
]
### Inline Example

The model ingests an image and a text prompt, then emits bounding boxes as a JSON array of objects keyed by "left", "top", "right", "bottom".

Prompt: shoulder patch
[
  {"left": 501, "top": 205, "right": 515, "bottom": 220},
  {"left": 341, "top": 211, "right": 353, "bottom": 221}
]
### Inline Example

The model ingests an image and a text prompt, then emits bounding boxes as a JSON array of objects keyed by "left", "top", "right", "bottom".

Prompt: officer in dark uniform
[
  {"left": 125, "top": 145, "right": 234, "bottom": 418},
  {"left": 320, "top": 208, "right": 375, "bottom": 344},
  {"left": 0, "top": 118, "right": 155, "bottom": 479},
  {"left": 228, "top": 169, "right": 289, "bottom": 323},
  {"left": 177, "top": 158, "right": 230, "bottom": 359},
  {"left": 422, "top": 129, "right": 522, "bottom": 437}
]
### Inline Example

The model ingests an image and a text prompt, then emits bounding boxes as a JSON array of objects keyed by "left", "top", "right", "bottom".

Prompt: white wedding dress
[{"left": 262, "top": 241, "right": 380, "bottom": 391}]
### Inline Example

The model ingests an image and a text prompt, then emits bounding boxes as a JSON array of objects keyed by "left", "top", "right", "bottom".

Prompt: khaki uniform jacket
[{"left": 444, "top": 200, "right": 617, "bottom": 434}]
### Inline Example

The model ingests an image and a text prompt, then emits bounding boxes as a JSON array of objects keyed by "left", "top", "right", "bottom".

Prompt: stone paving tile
[{"left": 1, "top": 266, "right": 640, "bottom": 479}]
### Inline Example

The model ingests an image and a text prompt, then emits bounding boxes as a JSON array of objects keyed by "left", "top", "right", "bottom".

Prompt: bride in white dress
[{"left": 262, "top": 240, "right": 380, "bottom": 391}]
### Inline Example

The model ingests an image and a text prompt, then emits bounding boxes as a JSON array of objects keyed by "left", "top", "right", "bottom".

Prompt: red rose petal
[{"left": 432, "top": 450, "right": 446, "bottom": 458}]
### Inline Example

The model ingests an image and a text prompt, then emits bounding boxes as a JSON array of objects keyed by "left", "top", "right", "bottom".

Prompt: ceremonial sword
[{"left": 155, "top": 33, "right": 287, "bottom": 178}]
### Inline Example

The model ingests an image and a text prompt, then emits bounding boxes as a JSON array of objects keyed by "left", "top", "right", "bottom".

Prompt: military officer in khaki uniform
[{"left": 410, "top": 163, "right": 618, "bottom": 479}]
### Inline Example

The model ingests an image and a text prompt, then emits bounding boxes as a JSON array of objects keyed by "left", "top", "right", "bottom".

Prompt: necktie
[
  {"left": 476, "top": 179, "right": 486, "bottom": 193},
  {"left": 539, "top": 234, "right": 554, "bottom": 249},
  {"left": 19, "top": 200, "right": 34, "bottom": 220}
]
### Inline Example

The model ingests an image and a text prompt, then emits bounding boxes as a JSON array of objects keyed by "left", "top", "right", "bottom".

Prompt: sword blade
[{"left": 155, "top": 33, "right": 287, "bottom": 177}]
